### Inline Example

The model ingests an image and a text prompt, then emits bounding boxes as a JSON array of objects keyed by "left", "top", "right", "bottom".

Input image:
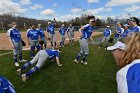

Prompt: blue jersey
[
  {"left": 122, "top": 29, "right": 129, "bottom": 37},
  {"left": 103, "top": 28, "right": 111, "bottom": 37},
  {"left": 117, "top": 59, "right": 140, "bottom": 93},
  {"left": 46, "top": 49, "right": 59, "bottom": 59},
  {"left": 27, "top": 29, "right": 40, "bottom": 40},
  {"left": 59, "top": 27, "right": 66, "bottom": 35},
  {"left": 38, "top": 28, "right": 45, "bottom": 38},
  {"left": 129, "top": 26, "right": 140, "bottom": 33},
  {"left": 47, "top": 24, "right": 55, "bottom": 34},
  {"left": 115, "top": 27, "right": 124, "bottom": 37},
  {"left": 7, "top": 28, "right": 21, "bottom": 42},
  {"left": 0, "top": 76, "right": 16, "bottom": 93},
  {"left": 81, "top": 24, "right": 95, "bottom": 39}
]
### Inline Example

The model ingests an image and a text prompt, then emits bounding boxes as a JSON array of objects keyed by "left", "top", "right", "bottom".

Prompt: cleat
[
  {"left": 21, "top": 74, "right": 28, "bottom": 82},
  {"left": 19, "top": 59, "right": 27, "bottom": 62},
  {"left": 83, "top": 62, "right": 88, "bottom": 65},
  {"left": 15, "top": 62, "right": 19, "bottom": 67},
  {"left": 81, "top": 61, "right": 84, "bottom": 64},
  {"left": 17, "top": 69, "right": 21, "bottom": 75},
  {"left": 74, "top": 59, "right": 78, "bottom": 64}
]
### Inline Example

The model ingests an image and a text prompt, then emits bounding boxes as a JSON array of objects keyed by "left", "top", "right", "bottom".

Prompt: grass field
[{"left": 0, "top": 35, "right": 118, "bottom": 93}]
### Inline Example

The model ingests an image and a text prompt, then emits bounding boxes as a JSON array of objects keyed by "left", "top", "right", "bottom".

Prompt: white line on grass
[{"left": 0, "top": 37, "right": 80, "bottom": 57}]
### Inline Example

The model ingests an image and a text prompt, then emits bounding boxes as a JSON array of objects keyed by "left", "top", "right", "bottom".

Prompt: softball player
[
  {"left": 47, "top": 22, "right": 57, "bottom": 49},
  {"left": 27, "top": 25, "right": 40, "bottom": 58},
  {"left": 7, "top": 22, "right": 27, "bottom": 67},
  {"left": 17, "top": 49, "right": 62, "bottom": 82},
  {"left": 128, "top": 17, "right": 140, "bottom": 35},
  {"left": 102, "top": 25, "right": 111, "bottom": 50},
  {"left": 74, "top": 16, "right": 95, "bottom": 65},
  {"left": 59, "top": 24, "right": 67, "bottom": 47},
  {"left": 114, "top": 22, "right": 124, "bottom": 43},
  {"left": 37, "top": 24, "right": 47, "bottom": 49},
  {"left": 122, "top": 24, "right": 130, "bottom": 38},
  {"left": 67, "top": 24, "right": 74, "bottom": 45},
  {"left": 0, "top": 76, "right": 16, "bottom": 93}
]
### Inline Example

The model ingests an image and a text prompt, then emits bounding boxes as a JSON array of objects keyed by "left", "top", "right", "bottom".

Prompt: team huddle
[{"left": 4, "top": 15, "right": 140, "bottom": 93}]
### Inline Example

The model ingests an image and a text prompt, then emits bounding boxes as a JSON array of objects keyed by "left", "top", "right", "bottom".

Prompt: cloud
[
  {"left": 71, "top": 8, "right": 82, "bottom": 13},
  {"left": 30, "top": 4, "right": 43, "bottom": 10},
  {"left": 84, "top": 7, "right": 112, "bottom": 15},
  {"left": 124, "top": 5, "right": 140, "bottom": 12},
  {"left": 40, "top": 9, "right": 55, "bottom": 16},
  {"left": 0, "top": 0, "right": 28, "bottom": 15},
  {"left": 59, "top": 14, "right": 80, "bottom": 21},
  {"left": 87, "top": 0, "right": 99, "bottom": 3},
  {"left": 106, "top": 0, "right": 140, "bottom": 7},
  {"left": 20, "top": 0, "right": 31, "bottom": 5}
]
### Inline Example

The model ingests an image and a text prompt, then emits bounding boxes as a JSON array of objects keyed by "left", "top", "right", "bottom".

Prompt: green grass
[{"left": 0, "top": 35, "right": 118, "bottom": 93}]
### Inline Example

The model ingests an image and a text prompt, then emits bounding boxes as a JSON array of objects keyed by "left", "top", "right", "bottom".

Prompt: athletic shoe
[
  {"left": 58, "top": 64, "right": 63, "bottom": 67},
  {"left": 81, "top": 61, "right": 84, "bottom": 64},
  {"left": 52, "top": 47, "right": 54, "bottom": 49},
  {"left": 99, "top": 47, "right": 101, "bottom": 49},
  {"left": 72, "top": 43, "right": 74, "bottom": 45},
  {"left": 17, "top": 69, "right": 21, "bottom": 75},
  {"left": 21, "top": 74, "right": 28, "bottom": 82},
  {"left": 74, "top": 59, "right": 78, "bottom": 64},
  {"left": 15, "top": 62, "right": 19, "bottom": 67},
  {"left": 62, "top": 46, "right": 64, "bottom": 47},
  {"left": 19, "top": 59, "right": 27, "bottom": 62},
  {"left": 104, "top": 48, "right": 107, "bottom": 50},
  {"left": 83, "top": 62, "right": 88, "bottom": 65}
]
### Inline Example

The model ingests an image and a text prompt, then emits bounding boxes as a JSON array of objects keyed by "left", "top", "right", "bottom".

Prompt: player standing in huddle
[
  {"left": 37, "top": 24, "right": 47, "bottom": 49},
  {"left": 74, "top": 16, "right": 95, "bottom": 65},
  {"left": 59, "top": 24, "right": 67, "bottom": 47},
  {"left": 67, "top": 24, "right": 74, "bottom": 46},
  {"left": 17, "top": 48, "right": 62, "bottom": 82},
  {"left": 7, "top": 22, "right": 27, "bottom": 67},
  {"left": 47, "top": 21, "right": 57, "bottom": 49},
  {"left": 114, "top": 22, "right": 124, "bottom": 43},
  {"left": 122, "top": 24, "right": 130, "bottom": 38},
  {"left": 128, "top": 17, "right": 140, "bottom": 35},
  {"left": 27, "top": 25, "right": 40, "bottom": 58},
  {"left": 102, "top": 25, "right": 111, "bottom": 50}
]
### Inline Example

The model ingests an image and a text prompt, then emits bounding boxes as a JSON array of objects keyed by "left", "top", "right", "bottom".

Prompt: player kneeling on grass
[
  {"left": 17, "top": 48, "right": 62, "bottom": 82},
  {"left": 107, "top": 33, "right": 140, "bottom": 93},
  {"left": 74, "top": 16, "right": 95, "bottom": 65},
  {"left": 7, "top": 22, "right": 27, "bottom": 67}
]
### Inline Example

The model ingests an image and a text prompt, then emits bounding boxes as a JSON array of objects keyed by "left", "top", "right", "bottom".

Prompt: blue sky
[{"left": 0, "top": 0, "right": 140, "bottom": 21}]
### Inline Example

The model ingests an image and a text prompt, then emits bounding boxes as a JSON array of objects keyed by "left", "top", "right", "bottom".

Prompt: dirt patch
[{"left": 0, "top": 31, "right": 102, "bottom": 50}]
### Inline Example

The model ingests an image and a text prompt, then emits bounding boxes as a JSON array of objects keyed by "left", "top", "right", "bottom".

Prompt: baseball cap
[
  {"left": 106, "top": 25, "right": 110, "bottom": 28},
  {"left": 123, "top": 24, "right": 129, "bottom": 27},
  {"left": 90, "top": 19, "right": 96, "bottom": 22},
  {"left": 107, "top": 41, "right": 126, "bottom": 50}
]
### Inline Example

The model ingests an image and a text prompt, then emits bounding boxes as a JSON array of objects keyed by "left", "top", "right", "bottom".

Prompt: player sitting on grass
[
  {"left": 74, "top": 16, "right": 95, "bottom": 65},
  {"left": 17, "top": 48, "right": 62, "bottom": 82}
]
